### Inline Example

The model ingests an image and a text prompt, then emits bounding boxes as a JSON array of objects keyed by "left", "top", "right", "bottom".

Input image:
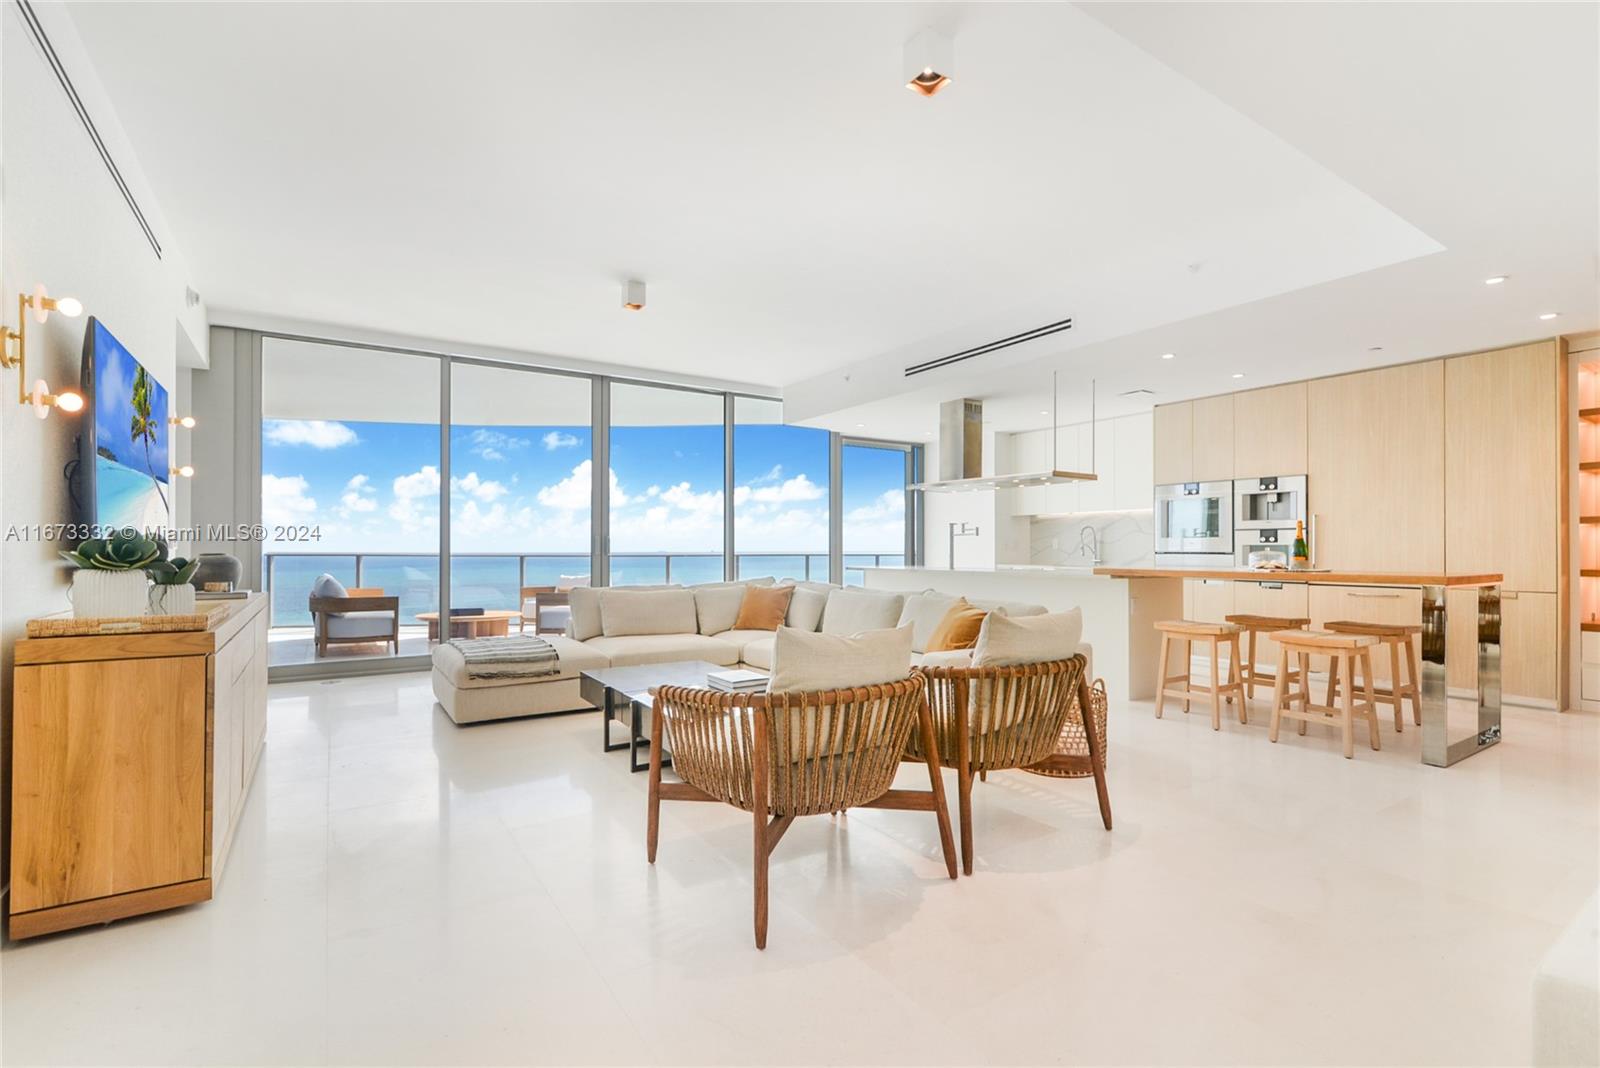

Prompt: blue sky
[
  {"left": 261, "top": 417, "right": 907, "bottom": 556},
  {"left": 93, "top": 318, "right": 169, "bottom": 477}
]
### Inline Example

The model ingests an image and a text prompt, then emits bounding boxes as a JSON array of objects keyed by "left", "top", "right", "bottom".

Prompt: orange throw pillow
[
  {"left": 927, "top": 599, "right": 987, "bottom": 651},
  {"left": 732, "top": 584, "right": 795, "bottom": 631}
]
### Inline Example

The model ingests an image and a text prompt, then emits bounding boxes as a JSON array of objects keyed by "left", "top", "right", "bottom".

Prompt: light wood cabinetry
[
  {"left": 1444, "top": 588, "right": 1558, "bottom": 704},
  {"left": 1153, "top": 402, "right": 1193, "bottom": 485},
  {"left": 1232, "top": 580, "right": 1310, "bottom": 672},
  {"left": 1309, "top": 584, "right": 1424, "bottom": 686},
  {"left": 1184, "top": 578, "right": 1236, "bottom": 623},
  {"left": 1191, "top": 395, "right": 1235, "bottom": 483},
  {"left": 1233, "top": 382, "right": 1308, "bottom": 478},
  {"left": 1445, "top": 341, "right": 1560, "bottom": 593},
  {"left": 1308, "top": 361, "right": 1445, "bottom": 574},
  {"left": 8, "top": 594, "right": 269, "bottom": 939}
]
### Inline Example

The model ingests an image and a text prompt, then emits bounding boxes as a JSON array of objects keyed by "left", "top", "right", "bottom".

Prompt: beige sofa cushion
[
  {"left": 782, "top": 583, "right": 832, "bottom": 631},
  {"left": 739, "top": 634, "right": 776, "bottom": 670},
  {"left": 896, "top": 590, "right": 964, "bottom": 653},
  {"left": 570, "top": 584, "right": 680, "bottom": 640},
  {"left": 819, "top": 588, "right": 904, "bottom": 636},
  {"left": 690, "top": 578, "right": 775, "bottom": 635},
  {"left": 767, "top": 625, "right": 913, "bottom": 693},
  {"left": 431, "top": 634, "right": 609, "bottom": 690},
  {"left": 710, "top": 629, "right": 778, "bottom": 662},
  {"left": 582, "top": 633, "right": 741, "bottom": 668},
  {"left": 970, "top": 598, "right": 1045, "bottom": 618},
  {"left": 971, "top": 608, "right": 1084, "bottom": 668},
  {"left": 913, "top": 649, "right": 975, "bottom": 669},
  {"left": 599, "top": 588, "right": 698, "bottom": 637}
]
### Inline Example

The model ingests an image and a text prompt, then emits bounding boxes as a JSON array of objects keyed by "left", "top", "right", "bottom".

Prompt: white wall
[{"left": 1, "top": 3, "right": 206, "bottom": 887}]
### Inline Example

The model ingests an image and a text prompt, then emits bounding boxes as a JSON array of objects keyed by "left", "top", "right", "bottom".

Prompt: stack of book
[{"left": 706, "top": 668, "right": 768, "bottom": 694}]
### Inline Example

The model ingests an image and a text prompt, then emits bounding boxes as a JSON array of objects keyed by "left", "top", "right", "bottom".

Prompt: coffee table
[
  {"left": 580, "top": 660, "right": 766, "bottom": 773},
  {"left": 416, "top": 610, "right": 521, "bottom": 641}
]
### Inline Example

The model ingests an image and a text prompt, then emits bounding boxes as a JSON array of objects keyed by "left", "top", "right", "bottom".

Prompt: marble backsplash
[{"left": 1027, "top": 511, "right": 1154, "bottom": 567}]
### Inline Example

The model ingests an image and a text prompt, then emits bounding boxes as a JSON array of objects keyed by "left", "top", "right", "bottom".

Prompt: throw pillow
[
  {"left": 767, "top": 624, "right": 914, "bottom": 693},
  {"left": 782, "top": 584, "right": 831, "bottom": 631},
  {"left": 926, "top": 599, "right": 988, "bottom": 651},
  {"left": 733, "top": 584, "right": 794, "bottom": 631},
  {"left": 569, "top": 583, "right": 677, "bottom": 640},
  {"left": 896, "top": 590, "right": 963, "bottom": 653},
  {"left": 311, "top": 573, "right": 348, "bottom": 600},
  {"left": 819, "top": 588, "right": 905, "bottom": 635},
  {"left": 598, "top": 588, "right": 698, "bottom": 637},
  {"left": 971, "top": 608, "right": 1084, "bottom": 668},
  {"left": 693, "top": 583, "right": 748, "bottom": 635}
]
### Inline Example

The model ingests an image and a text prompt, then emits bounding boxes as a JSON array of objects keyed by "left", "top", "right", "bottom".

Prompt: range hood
[{"left": 910, "top": 375, "right": 1099, "bottom": 493}]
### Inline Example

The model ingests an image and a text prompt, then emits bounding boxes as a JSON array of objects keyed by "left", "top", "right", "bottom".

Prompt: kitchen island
[{"left": 1095, "top": 567, "right": 1504, "bottom": 767}]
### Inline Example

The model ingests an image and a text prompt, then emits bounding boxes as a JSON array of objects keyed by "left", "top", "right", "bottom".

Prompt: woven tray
[
  {"left": 27, "top": 614, "right": 210, "bottom": 637},
  {"left": 1024, "top": 677, "right": 1109, "bottom": 779}
]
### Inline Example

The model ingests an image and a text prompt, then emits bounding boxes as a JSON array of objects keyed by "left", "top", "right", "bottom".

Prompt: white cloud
[
  {"left": 452, "top": 471, "right": 508, "bottom": 503},
  {"left": 263, "top": 420, "right": 358, "bottom": 449},
  {"left": 660, "top": 482, "right": 724, "bottom": 515},
  {"left": 262, "top": 474, "right": 317, "bottom": 524},
  {"left": 339, "top": 473, "right": 377, "bottom": 515},
  {"left": 536, "top": 460, "right": 628, "bottom": 511},
  {"left": 467, "top": 428, "right": 531, "bottom": 462},
  {"left": 737, "top": 473, "right": 824, "bottom": 506},
  {"left": 389, "top": 465, "right": 442, "bottom": 529},
  {"left": 541, "top": 431, "right": 580, "bottom": 451}
]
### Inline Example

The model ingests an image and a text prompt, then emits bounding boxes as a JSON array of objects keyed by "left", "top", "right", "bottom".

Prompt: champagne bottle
[{"left": 1293, "top": 519, "right": 1309, "bottom": 566}]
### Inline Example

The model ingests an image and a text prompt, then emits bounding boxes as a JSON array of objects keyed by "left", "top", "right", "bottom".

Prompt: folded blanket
[{"left": 448, "top": 634, "right": 560, "bottom": 679}]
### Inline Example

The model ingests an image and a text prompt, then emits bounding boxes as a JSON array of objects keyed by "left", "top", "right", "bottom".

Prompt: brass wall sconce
[
  {"left": 0, "top": 284, "right": 85, "bottom": 418},
  {"left": 169, "top": 415, "right": 197, "bottom": 429},
  {"left": 171, "top": 465, "right": 195, "bottom": 479}
]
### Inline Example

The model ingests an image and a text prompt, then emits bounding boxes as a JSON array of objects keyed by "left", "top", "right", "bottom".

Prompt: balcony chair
[
  {"left": 519, "top": 585, "right": 572, "bottom": 635},
  {"left": 646, "top": 673, "right": 957, "bottom": 949},
  {"left": 907, "top": 654, "right": 1110, "bottom": 875},
  {"left": 308, "top": 573, "right": 400, "bottom": 657}
]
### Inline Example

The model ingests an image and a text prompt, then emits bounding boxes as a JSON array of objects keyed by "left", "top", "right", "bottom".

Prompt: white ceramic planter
[
  {"left": 70, "top": 569, "right": 150, "bottom": 619},
  {"left": 148, "top": 583, "right": 197, "bottom": 616}
]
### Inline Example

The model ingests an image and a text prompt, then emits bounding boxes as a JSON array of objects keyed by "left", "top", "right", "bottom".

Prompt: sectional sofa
[{"left": 430, "top": 577, "right": 1086, "bottom": 724}]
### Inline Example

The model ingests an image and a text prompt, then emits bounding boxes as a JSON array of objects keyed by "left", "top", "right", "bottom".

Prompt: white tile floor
[{"left": 3, "top": 672, "right": 1596, "bottom": 1066}]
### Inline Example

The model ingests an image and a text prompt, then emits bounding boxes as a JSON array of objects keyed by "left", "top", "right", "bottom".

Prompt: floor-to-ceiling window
[
  {"left": 841, "top": 440, "right": 913, "bottom": 585},
  {"left": 448, "top": 361, "right": 593, "bottom": 623},
  {"left": 261, "top": 338, "right": 440, "bottom": 666},
  {"left": 733, "top": 396, "right": 830, "bottom": 581},
  {"left": 607, "top": 382, "right": 726, "bottom": 585}
]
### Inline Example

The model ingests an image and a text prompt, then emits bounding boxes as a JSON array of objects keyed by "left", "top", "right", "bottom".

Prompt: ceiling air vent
[{"left": 904, "top": 317, "right": 1073, "bottom": 377}]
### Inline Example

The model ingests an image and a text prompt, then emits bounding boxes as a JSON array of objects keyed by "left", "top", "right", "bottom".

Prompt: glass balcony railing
[{"left": 263, "top": 552, "right": 905, "bottom": 629}]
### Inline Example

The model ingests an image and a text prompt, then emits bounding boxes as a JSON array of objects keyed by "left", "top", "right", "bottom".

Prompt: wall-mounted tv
[{"left": 77, "top": 317, "right": 170, "bottom": 531}]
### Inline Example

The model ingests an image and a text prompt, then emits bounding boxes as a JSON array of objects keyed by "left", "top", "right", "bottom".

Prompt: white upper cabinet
[
  {"left": 1004, "top": 412, "right": 1151, "bottom": 516},
  {"left": 1113, "top": 412, "right": 1153, "bottom": 510}
]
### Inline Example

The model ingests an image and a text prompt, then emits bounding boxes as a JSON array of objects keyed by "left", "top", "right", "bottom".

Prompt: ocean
[
  {"left": 266, "top": 552, "right": 902, "bottom": 628},
  {"left": 96, "top": 454, "right": 170, "bottom": 531}
]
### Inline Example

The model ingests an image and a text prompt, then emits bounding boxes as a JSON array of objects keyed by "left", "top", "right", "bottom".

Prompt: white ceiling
[{"left": 66, "top": 2, "right": 1599, "bottom": 439}]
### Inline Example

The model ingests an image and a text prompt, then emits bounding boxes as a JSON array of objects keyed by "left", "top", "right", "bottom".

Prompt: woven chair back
[{"left": 907, "top": 655, "right": 1088, "bottom": 772}]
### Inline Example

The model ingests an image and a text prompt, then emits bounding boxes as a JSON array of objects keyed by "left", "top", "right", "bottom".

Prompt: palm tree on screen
[{"left": 130, "top": 366, "right": 168, "bottom": 512}]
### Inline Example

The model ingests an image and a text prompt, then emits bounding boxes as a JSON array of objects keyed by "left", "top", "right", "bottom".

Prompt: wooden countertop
[
  {"left": 16, "top": 592, "right": 267, "bottom": 665},
  {"left": 1093, "top": 567, "right": 1504, "bottom": 588}
]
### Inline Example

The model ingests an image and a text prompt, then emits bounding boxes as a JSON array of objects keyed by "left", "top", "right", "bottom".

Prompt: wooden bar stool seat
[
  {"left": 1224, "top": 613, "right": 1311, "bottom": 702},
  {"left": 1153, "top": 620, "right": 1246, "bottom": 731},
  {"left": 1323, "top": 620, "right": 1423, "bottom": 731},
  {"left": 1268, "top": 630, "right": 1382, "bottom": 759}
]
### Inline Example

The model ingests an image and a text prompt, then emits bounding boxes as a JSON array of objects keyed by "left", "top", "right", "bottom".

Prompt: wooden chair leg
[
  {"left": 751, "top": 712, "right": 771, "bottom": 949},
  {"left": 1339, "top": 652, "right": 1356, "bottom": 759},
  {"left": 647, "top": 700, "right": 666, "bottom": 863},
  {"left": 955, "top": 693, "right": 975, "bottom": 876},
  {"left": 1155, "top": 634, "right": 1170, "bottom": 719},
  {"left": 1181, "top": 640, "right": 1192, "bottom": 713},
  {"left": 1361, "top": 650, "right": 1380, "bottom": 752},
  {"left": 1231, "top": 636, "right": 1247, "bottom": 724},
  {"left": 1208, "top": 639, "right": 1222, "bottom": 731},
  {"left": 1297, "top": 653, "right": 1311, "bottom": 736},
  {"left": 1245, "top": 629, "right": 1259, "bottom": 700},
  {"left": 914, "top": 701, "right": 958, "bottom": 879},
  {"left": 1388, "top": 640, "right": 1404, "bottom": 731},
  {"left": 1078, "top": 676, "right": 1112, "bottom": 831},
  {"left": 1325, "top": 654, "right": 1339, "bottom": 708},
  {"left": 1269, "top": 647, "right": 1289, "bottom": 743}
]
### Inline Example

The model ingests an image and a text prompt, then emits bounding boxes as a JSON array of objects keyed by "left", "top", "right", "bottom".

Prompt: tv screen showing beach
[{"left": 92, "top": 320, "right": 170, "bottom": 531}]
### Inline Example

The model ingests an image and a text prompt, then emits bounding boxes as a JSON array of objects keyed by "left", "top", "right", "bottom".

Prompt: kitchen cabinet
[
  {"left": 1444, "top": 588, "right": 1557, "bottom": 705},
  {"left": 1184, "top": 578, "right": 1236, "bottom": 623},
  {"left": 1076, "top": 419, "right": 1117, "bottom": 511},
  {"left": 1113, "top": 411, "right": 1154, "bottom": 510},
  {"left": 1233, "top": 382, "right": 1307, "bottom": 478},
  {"left": 1191, "top": 395, "right": 1235, "bottom": 483},
  {"left": 1232, "top": 580, "right": 1310, "bottom": 675},
  {"left": 1153, "top": 402, "right": 1193, "bottom": 485},
  {"left": 1444, "top": 341, "right": 1560, "bottom": 593},
  {"left": 1308, "top": 361, "right": 1445, "bottom": 574},
  {"left": 1309, "top": 583, "right": 1424, "bottom": 687}
]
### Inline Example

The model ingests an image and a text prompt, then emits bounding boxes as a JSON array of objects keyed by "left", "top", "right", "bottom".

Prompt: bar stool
[
  {"left": 1153, "top": 620, "right": 1246, "bottom": 730},
  {"left": 1268, "top": 630, "right": 1381, "bottom": 759},
  {"left": 1224, "top": 613, "right": 1311, "bottom": 701},
  {"left": 1323, "top": 620, "right": 1423, "bottom": 732}
]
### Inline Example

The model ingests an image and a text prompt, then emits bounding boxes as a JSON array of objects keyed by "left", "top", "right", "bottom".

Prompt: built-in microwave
[
  {"left": 1234, "top": 475, "right": 1308, "bottom": 530},
  {"left": 1154, "top": 481, "right": 1234, "bottom": 557}
]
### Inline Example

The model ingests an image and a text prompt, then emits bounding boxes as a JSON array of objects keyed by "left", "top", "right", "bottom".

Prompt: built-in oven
[
  {"left": 1236, "top": 527, "right": 1298, "bottom": 568},
  {"left": 1154, "top": 481, "right": 1233, "bottom": 558},
  {"left": 1234, "top": 475, "right": 1308, "bottom": 530}
]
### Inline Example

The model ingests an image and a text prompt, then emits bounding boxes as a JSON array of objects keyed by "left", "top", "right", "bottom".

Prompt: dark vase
[{"left": 190, "top": 552, "right": 244, "bottom": 590}]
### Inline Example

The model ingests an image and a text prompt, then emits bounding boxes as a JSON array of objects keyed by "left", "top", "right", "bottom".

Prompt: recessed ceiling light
[
  {"left": 1540, "top": 312, "right": 1560, "bottom": 320},
  {"left": 1160, "top": 352, "right": 1176, "bottom": 360},
  {"left": 1039, "top": 410, "right": 1049, "bottom": 415},
  {"left": 903, "top": 28, "right": 953, "bottom": 96},
  {"left": 1368, "top": 346, "right": 1384, "bottom": 352},
  {"left": 1484, "top": 276, "right": 1508, "bottom": 286},
  {"left": 622, "top": 279, "right": 646, "bottom": 311},
  {"left": 1231, "top": 373, "right": 1245, "bottom": 379},
  {"left": 855, "top": 423, "right": 865, "bottom": 428}
]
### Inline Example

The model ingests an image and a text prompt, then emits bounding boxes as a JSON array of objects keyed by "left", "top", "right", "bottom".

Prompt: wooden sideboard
[{"left": 7, "top": 592, "right": 268, "bottom": 939}]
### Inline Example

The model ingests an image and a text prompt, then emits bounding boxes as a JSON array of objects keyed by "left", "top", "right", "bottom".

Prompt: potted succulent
[
  {"left": 60, "top": 528, "right": 159, "bottom": 618},
  {"left": 146, "top": 553, "right": 201, "bottom": 615}
]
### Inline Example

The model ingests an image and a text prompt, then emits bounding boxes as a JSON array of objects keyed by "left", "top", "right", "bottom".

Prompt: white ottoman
[{"left": 431, "top": 635, "right": 610, "bottom": 725}]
